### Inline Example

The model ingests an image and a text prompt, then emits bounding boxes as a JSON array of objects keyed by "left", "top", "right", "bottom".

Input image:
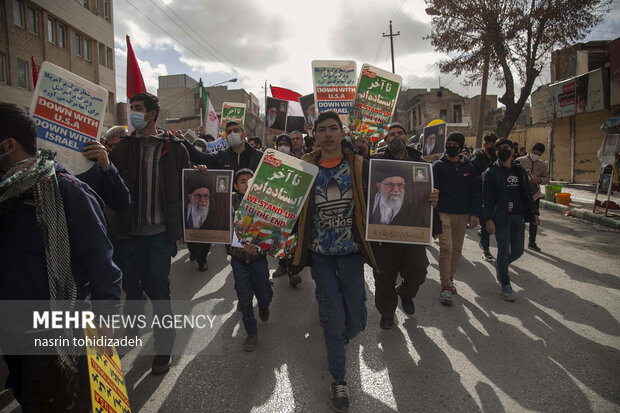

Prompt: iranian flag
[
  {"left": 125, "top": 35, "right": 147, "bottom": 133},
  {"left": 270, "top": 85, "right": 304, "bottom": 117},
  {"left": 199, "top": 78, "right": 219, "bottom": 137}
]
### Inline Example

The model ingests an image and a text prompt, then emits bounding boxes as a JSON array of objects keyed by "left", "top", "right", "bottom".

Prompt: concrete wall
[
  {"left": 0, "top": 0, "right": 117, "bottom": 126},
  {"left": 509, "top": 125, "right": 550, "bottom": 161},
  {"left": 540, "top": 108, "right": 618, "bottom": 183}
]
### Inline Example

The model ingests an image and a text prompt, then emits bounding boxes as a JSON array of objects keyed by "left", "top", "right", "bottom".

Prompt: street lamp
[{"left": 210, "top": 78, "right": 238, "bottom": 87}]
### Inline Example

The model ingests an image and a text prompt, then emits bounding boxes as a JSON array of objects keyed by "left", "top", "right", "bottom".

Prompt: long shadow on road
[{"left": 122, "top": 236, "right": 619, "bottom": 412}]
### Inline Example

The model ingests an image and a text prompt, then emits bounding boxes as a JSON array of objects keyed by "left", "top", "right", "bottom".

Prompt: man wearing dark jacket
[
  {"left": 370, "top": 122, "right": 438, "bottom": 329},
  {"left": 77, "top": 139, "right": 130, "bottom": 212},
  {"left": 483, "top": 138, "right": 540, "bottom": 302},
  {"left": 0, "top": 103, "right": 122, "bottom": 411},
  {"left": 432, "top": 131, "right": 480, "bottom": 306},
  {"left": 183, "top": 121, "right": 262, "bottom": 172},
  {"left": 109, "top": 92, "right": 190, "bottom": 374},
  {"left": 471, "top": 132, "right": 498, "bottom": 262}
]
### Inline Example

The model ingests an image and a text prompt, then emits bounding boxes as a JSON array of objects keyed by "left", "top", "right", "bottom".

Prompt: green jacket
[{"left": 109, "top": 132, "right": 190, "bottom": 242}]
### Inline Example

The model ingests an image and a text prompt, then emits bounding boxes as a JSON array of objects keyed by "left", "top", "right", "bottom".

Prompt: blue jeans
[
  {"left": 494, "top": 215, "right": 526, "bottom": 287},
  {"left": 231, "top": 257, "right": 273, "bottom": 335},
  {"left": 126, "top": 232, "right": 176, "bottom": 353},
  {"left": 312, "top": 252, "right": 367, "bottom": 381}
]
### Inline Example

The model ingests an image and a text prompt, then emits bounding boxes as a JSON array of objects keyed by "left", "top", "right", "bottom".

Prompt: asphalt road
[{"left": 2, "top": 209, "right": 619, "bottom": 412}]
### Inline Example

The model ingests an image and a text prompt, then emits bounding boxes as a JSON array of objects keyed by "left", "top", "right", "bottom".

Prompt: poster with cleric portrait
[
  {"left": 422, "top": 121, "right": 446, "bottom": 162},
  {"left": 299, "top": 93, "right": 316, "bottom": 129},
  {"left": 265, "top": 97, "right": 288, "bottom": 147},
  {"left": 183, "top": 169, "right": 233, "bottom": 244},
  {"left": 366, "top": 159, "right": 433, "bottom": 245}
]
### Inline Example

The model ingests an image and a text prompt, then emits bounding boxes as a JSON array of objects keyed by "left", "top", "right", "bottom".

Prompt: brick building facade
[{"left": 0, "top": 0, "right": 118, "bottom": 128}]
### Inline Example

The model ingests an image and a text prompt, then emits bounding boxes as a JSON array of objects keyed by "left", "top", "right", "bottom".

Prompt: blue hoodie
[{"left": 432, "top": 154, "right": 481, "bottom": 216}]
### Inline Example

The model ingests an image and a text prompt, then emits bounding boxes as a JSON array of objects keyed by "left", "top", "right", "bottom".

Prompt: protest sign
[
  {"left": 366, "top": 159, "right": 433, "bottom": 245},
  {"left": 234, "top": 149, "right": 318, "bottom": 256},
  {"left": 30, "top": 61, "right": 108, "bottom": 175},
  {"left": 219, "top": 102, "right": 246, "bottom": 136},
  {"left": 184, "top": 129, "right": 198, "bottom": 144},
  {"left": 299, "top": 93, "right": 316, "bottom": 129},
  {"left": 285, "top": 116, "right": 305, "bottom": 133},
  {"left": 312, "top": 60, "right": 357, "bottom": 124},
  {"left": 349, "top": 64, "right": 401, "bottom": 141},
  {"left": 422, "top": 120, "right": 446, "bottom": 162},
  {"left": 265, "top": 97, "right": 288, "bottom": 132},
  {"left": 85, "top": 325, "right": 131, "bottom": 413},
  {"left": 205, "top": 137, "right": 229, "bottom": 154},
  {"left": 183, "top": 169, "right": 233, "bottom": 244}
]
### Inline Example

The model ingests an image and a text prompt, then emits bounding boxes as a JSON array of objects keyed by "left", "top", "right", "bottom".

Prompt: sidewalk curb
[{"left": 540, "top": 200, "right": 620, "bottom": 230}]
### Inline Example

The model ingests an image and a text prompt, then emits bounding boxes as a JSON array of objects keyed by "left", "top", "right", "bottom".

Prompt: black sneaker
[
  {"left": 259, "top": 307, "right": 269, "bottom": 322},
  {"left": 151, "top": 354, "right": 173, "bottom": 375},
  {"left": 330, "top": 380, "right": 349, "bottom": 412},
  {"left": 289, "top": 273, "right": 302, "bottom": 287},
  {"left": 482, "top": 251, "right": 495, "bottom": 262},
  {"left": 380, "top": 316, "right": 394, "bottom": 329},
  {"left": 272, "top": 265, "right": 287, "bottom": 278},
  {"left": 528, "top": 243, "right": 541, "bottom": 252},
  {"left": 243, "top": 334, "right": 257, "bottom": 352},
  {"left": 400, "top": 297, "right": 415, "bottom": 315},
  {"left": 198, "top": 262, "right": 208, "bottom": 272}
]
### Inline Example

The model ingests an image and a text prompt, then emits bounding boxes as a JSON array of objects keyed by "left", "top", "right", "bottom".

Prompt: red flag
[
  {"left": 30, "top": 56, "right": 38, "bottom": 87},
  {"left": 126, "top": 35, "right": 147, "bottom": 132},
  {"left": 270, "top": 85, "right": 302, "bottom": 101}
]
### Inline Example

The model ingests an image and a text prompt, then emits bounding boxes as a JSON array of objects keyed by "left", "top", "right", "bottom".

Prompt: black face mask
[
  {"left": 498, "top": 148, "right": 512, "bottom": 162},
  {"left": 488, "top": 147, "right": 496, "bottom": 156},
  {"left": 388, "top": 137, "right": 406, "bottom": 153},
  {"left": 445, "top": 146, "right": 460, "bottom": 157}
]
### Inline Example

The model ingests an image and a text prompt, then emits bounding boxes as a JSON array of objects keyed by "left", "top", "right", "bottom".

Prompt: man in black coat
[
  {"left": 183, "top": 121, "right": 262, "bottom": 172},
  {"left": 471, "top": 132, "right": 498, "bottom": 262},
  {"left": 370, "top": 122, "right": 438, "bottom": 330}
]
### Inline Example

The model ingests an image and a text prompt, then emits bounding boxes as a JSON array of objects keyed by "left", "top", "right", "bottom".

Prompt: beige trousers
[{"left": 438, "top": 213, "right": 469, "bottom": 287}]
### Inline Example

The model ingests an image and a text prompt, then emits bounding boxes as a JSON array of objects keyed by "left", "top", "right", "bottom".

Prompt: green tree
[{"left": 425, "top": 0, "right": 611, "bottom": 139}]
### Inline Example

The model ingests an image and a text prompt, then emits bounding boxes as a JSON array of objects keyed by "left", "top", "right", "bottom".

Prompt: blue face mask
[{"left": 130, "top": 111, "right": 149, "bottom": 130}]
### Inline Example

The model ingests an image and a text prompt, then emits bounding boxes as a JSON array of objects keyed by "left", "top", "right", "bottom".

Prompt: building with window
[
  {"left": 529, "top": 37, "right": 620, "bottom": 184},
  {"left": 402, "top": 87, "right": 475, "bottom": 136},
  {"left": 0, "top": 0, "right": 118, "bottom": 127}
]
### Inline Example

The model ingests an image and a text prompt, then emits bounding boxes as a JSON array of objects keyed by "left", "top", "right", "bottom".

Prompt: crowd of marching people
[{"left": 0, "top": 92, "right": 549, "bottom": 412}]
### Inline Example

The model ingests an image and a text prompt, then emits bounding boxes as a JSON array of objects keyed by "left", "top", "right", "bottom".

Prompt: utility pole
[
  {"left": 383, "top": 21, "right": 400, "bottom": 121},
  {"left": 383, "top": 20, "right": 400, "bottom": 74},
  {"left": 263, "top": 79, "right": 267, "bottom": 144}
]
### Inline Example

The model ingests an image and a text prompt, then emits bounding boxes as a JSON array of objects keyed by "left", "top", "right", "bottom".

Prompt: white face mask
[
  {"left": 529, "top": 154, "right": 540, "bottom": 162},
  {"left": 278, "top": 146, "right": 291, "bottom": 155},
  {"left": 227, "top": 132, "right": 243, "bottom": 147}
]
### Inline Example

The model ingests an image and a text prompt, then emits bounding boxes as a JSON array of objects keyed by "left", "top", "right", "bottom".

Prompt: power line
[
  {"left": 393, "top": 0, "right": 410, "bottom": 21},
  {"left": 124, "top": 0, "right": 237, "bottom": 75},
  {"left": 373, "top": 36, "right": 386, "bottom": 64},
  {"left": 152, "top": 0, "right": 241, "bottom": 73}
]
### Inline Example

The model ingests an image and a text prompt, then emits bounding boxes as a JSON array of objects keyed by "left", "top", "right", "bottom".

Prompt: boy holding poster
[
  {"left": 291, "top": 111, "right": 376, "bottom": 413},
  {"left": 227, "top": 169, "right": 273, "bottom": 352}
]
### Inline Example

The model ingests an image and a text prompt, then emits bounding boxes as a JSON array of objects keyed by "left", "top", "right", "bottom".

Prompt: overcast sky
[{"left": 113, "top": 0, "right": 620, "bottom": 111}]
